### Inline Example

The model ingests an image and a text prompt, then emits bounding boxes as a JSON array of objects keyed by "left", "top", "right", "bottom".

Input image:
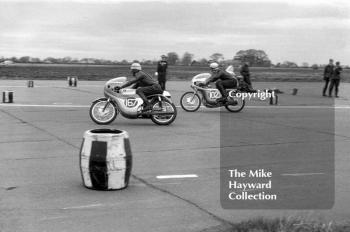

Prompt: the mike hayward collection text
[{"left": 227, "top": 169, "right": 277, "bottom": 201}]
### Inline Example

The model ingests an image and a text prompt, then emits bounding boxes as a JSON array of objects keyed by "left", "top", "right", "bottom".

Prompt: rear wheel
[
  {"left": 89, "top": 98, "right": 117, "bottom": 124},
  {"left": 225, "top": 95, "right": 245, "bottom": 113},
  {"left": 180, "top": 92, "right": 201, "bottom": 112},
  {"left": 150, "top": 99, "right": 177, "bottom": 125}
]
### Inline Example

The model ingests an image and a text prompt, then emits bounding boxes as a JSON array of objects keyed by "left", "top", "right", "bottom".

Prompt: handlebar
[
  {"left": 112, "top": 88, "right": 120, "bottom": 93},
  {"left": 112, "top": 86, "right": 123, "bottom": 93}
]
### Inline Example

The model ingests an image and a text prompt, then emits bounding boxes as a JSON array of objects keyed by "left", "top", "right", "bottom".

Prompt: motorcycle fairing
[
  {"left": 103, "top": 76, "right": 173, "bottom": 118},
  {"left": 199, "top": 88, "right": 221, "bottom": 105},
  {"left": 105, "top": 77, "right": 127, "bottom": 88},
  {"left": 191, "top": 73, "right": 211, "bottom": 85},
  {"left": 191, "top": 72, "right": 239, "bottom": 105}
]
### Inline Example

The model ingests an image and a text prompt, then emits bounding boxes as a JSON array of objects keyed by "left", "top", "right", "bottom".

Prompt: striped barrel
[
  {"left": 2, "top": 91, "right": 13, "bottom": 103},
  {"left": 27, "top": 80, "right": 34, "bottom": 88},
  {"left": 268, "top": 90, "right": 278, "bottom": 105},
  {"left": 80, "top": 129, "right": 132, "bottom": 190},
  {"left": 292, "top": 88, "right": 298, "bottom": 95},
  {"left": 68, "top": 76, "right": 78, "bottom": 87}
]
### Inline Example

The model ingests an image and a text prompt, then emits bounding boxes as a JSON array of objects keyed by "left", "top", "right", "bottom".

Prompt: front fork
[
  {"left": 102, "top": 98, "right": 111, "bottom": 112},
  {"left": 190, "top": 86, "right": 200, "bottom": 102},
  {"left": 157, "top": 96, "right": 163, "bottom": 109}
]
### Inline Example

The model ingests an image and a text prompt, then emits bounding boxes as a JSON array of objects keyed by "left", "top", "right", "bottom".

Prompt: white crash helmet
[
  {"left": 209, "top": 62, "right": 219, "bottom": 71},
  {"left": 130, "top": 63, "right": 142, "bottom": 71}
]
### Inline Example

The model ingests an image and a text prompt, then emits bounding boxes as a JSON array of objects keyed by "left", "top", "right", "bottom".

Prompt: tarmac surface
[{"left": 1, "top": 80, "right": 350, "bottom": 232}]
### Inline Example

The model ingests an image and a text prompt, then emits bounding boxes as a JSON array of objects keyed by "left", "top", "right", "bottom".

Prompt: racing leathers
[
  {"left": 204, "top": 69, "right": 237, "bottom": 101},
  {"left": 119, "top": 71, "right": 163, "bottom": 110}
]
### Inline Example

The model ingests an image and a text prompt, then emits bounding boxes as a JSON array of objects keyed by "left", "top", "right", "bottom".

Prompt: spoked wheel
[
  {"left": 150, "top": 99, "right": 177, "bottom": 125},
  {"left": 89, "top": 98, "right": 117, "bottom": 124},
  {"left": 180, "top": 92, "right": 201, "bottom": 112},
  {"left": 225, "top": 95, "right": 245, "bottom": 113}
]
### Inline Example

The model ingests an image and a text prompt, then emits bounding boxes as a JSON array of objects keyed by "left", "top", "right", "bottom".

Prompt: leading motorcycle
[
  {"left": 90, "top": 77, "right": 177, "bottom": 125},
  {"left": 180, "top": 73, "right": 245, "bottom": 112}
]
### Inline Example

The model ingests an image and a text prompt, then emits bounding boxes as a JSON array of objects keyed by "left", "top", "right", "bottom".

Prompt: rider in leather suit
[
  {"left": 202, "top": 62, "right": 238, "bottom": 103},
  {"left": 115, "top": 63, "right": 163, "bottom": 111}
]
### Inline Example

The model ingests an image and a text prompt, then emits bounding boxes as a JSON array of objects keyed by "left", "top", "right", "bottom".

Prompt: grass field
[
  {"left": 229, "top": 217, "right": 350, "bottom": 232},
  {"left": 1, "top": 63, "right": 350, "bottom": 82}
]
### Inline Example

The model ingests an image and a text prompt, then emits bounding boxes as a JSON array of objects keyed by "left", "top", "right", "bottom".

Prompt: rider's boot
[
  {"left": 216, "top": 96, "right": 228, "bottom": 103},
  {"left": 142, "top": 103, "right": 152, "bottom": 112}
]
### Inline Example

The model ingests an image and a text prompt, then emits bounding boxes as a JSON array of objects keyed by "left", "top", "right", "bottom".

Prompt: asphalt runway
[{"left": 1, "top": 80, "right": 350, "bottom": 232}]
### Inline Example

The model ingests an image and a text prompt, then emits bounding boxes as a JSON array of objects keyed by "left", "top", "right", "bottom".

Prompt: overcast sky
[{"left": 0, "top": 0, "right": 349, "bottom": 65}]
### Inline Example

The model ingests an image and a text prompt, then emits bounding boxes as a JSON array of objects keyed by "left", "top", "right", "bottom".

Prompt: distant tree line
[{"left": 1, "top": 50, "right": 348, "bottom": 68}]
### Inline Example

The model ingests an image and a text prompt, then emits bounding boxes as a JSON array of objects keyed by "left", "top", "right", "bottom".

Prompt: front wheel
[
  {"left": 150, "top": 99, "right": 177, "bottom": 125},
  {"left": 225, "top": 96, "right": 245, "bottom": 113},
  {"left": 180, "top": 92, "right": 201, "bottom": 112},
  {"left": 89, "top": 98, "right": 117, "bottom": 124}
]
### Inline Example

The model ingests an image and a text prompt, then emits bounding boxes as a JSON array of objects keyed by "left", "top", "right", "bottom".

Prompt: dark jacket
[
  {"left": 157, "top": 61, "right": 168, "bottom": 74},
  {"left": 206, "top": 70, "right": 235, "bottom": 84},
  {"left": 324, "top": 64, "right": 334, "bottom": 80},
  {"left": 121, "top": 71, "right": 157, "bottom": 88},
  {"left": 240, "top": 64, "right": 250, "bottom": 77},
  {"left": 332, "top": 66, "right": 342, "bottom": 80}
]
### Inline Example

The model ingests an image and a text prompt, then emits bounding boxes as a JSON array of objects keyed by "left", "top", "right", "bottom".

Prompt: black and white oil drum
[{"left": 80, "top": 129, "right": 132, "bottom": 190}]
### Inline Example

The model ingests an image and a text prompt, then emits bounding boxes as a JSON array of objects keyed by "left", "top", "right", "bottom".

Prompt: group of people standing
[{"left": 323, "top": 59, "right": 342, "bottom": 98}]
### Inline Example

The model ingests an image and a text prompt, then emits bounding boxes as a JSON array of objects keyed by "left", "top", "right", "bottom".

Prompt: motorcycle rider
[
  {"left": 115, "top": 63, "right": 163, "bottom": 112},
  {"left": 201, "top": 62, "right": 238, "bottom": 103}
]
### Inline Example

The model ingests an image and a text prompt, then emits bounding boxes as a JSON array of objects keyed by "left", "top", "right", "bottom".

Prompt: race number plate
[
  {"left": 209, "top": 90, "right": 221, "bottom": 99},
  {"left": 124, "top": 97, "right": 138, "bottom": 108}
]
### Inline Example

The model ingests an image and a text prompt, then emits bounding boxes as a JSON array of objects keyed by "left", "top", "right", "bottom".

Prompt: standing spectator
[
  {"left": 239, "top": 62, "right": 255, "bottom": 92},
  {"left": 329, "top": 61, "right": 342, "bottom": 97},
  {"left": 323, "top": 59, "right": 334, "bottom": 96},
  {"left": 156, "top": 55, "right": 168, "bottom": 90},
  {"left": 240, "top": 62, "right": 252, "bottom": 87}
]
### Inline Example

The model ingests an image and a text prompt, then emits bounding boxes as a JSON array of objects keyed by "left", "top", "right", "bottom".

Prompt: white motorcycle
[
  {"left": 90, "top": 77, "right": 177, "bottom": 125},
  {"left": 180, "top": 72, "right": 245, "bottom": 112}
]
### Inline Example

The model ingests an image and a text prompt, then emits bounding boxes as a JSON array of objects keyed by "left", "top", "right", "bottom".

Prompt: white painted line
[
  {"left": 156, "top": 174, "right": 198, "bottom": 179},
  {"left": 246, "top": 105, "right": 350, "bottom": 109},
  {"left": 0, "top": 86, "right": 27, "bottom": 88},
  {"left": 175, "top": 105, "right": 350, "bottom": 109},
  {"left": 39, "top": 216, "right": 70, "bottom": 221},
  {"left": 1, "top": 103, "right": 349, "bottom": 109},
  {"left": 52, "top": 102, "right": 73, "bottom": 105},
  {"left": 62, "top": 203, "right": 102, "bottom": 210},
  {"left": 75, "top": 85, "right": 103, "bottom": 87},
  {"left": 281, "top": 172, "right": 325, "bottom": 177},
  {"left": 0, "top": 85, "right": 102, "bottom": 88},
  {"left": 334, "top": 106, "right": 350, "bottom": 109},
  {"left": 0, "top": 103, "right": 89, "bottom": 108},
  {"left": 0, "top": 85, "right": 45, "bottom": 88},
  {"left": 175, "top": 105, "right": 205, "bottom": 108}
]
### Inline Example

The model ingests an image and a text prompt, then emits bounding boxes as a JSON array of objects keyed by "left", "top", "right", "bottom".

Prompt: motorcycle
[
  {"left": 180, "top": 72, "right": 245, "bottom": 112},
  {"left": 90, "top": 77, "right": 177, "bottom": 125}
]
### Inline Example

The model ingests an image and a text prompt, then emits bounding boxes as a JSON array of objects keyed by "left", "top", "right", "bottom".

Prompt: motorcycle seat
[{"left": 146, "top": 94, "right": 164, "bottom": 99}]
